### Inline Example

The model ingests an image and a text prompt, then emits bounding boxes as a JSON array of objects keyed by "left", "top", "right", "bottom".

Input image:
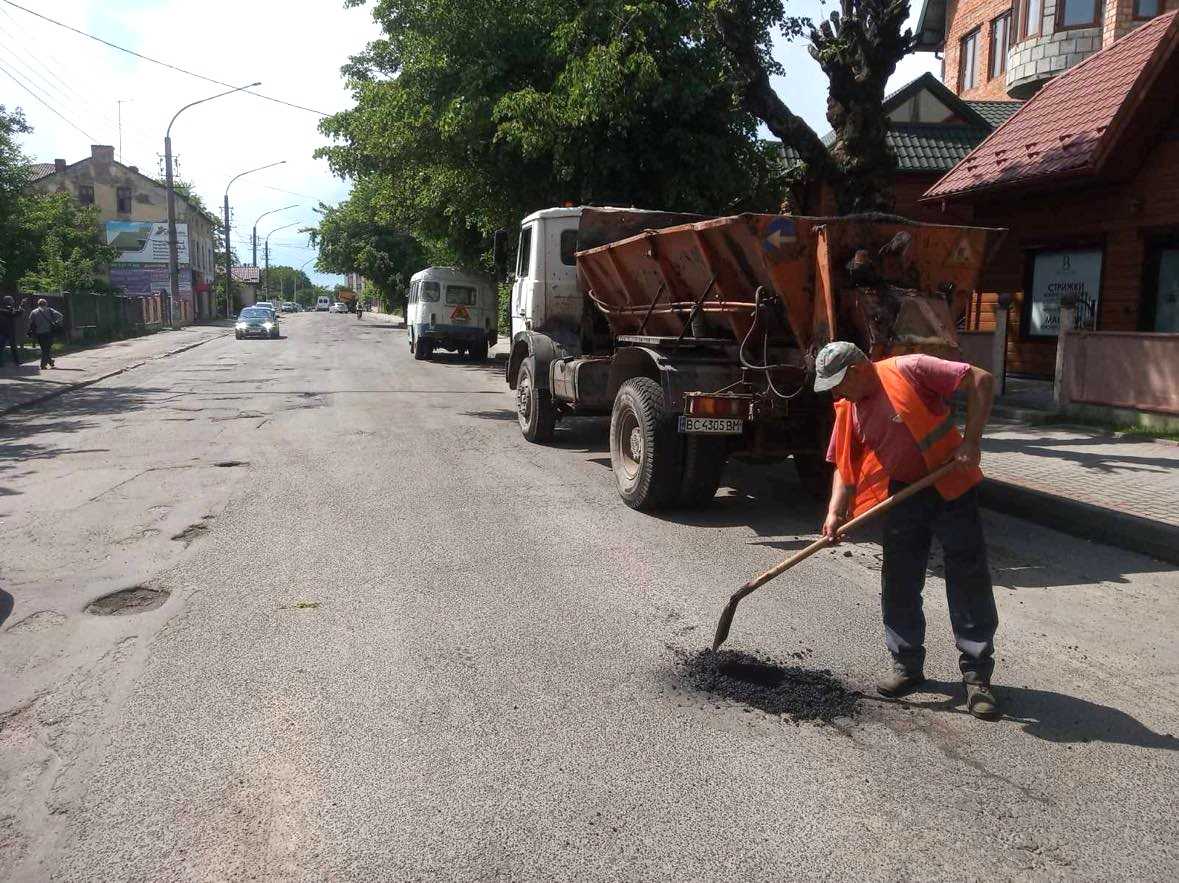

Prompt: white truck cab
[{"left": 509, "top": 207, "right": 583, "bottom": 345}]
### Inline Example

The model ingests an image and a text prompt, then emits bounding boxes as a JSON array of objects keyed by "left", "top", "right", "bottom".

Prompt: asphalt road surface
[{"left": 2, "top": 313, "right": 1177, "bottom": 881}]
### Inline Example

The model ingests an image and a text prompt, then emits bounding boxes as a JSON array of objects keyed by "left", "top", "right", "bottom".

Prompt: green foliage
[
  {"left": 319, "top": 0, "right": 787, "bottom": 267},
  {"left": 1, "top": 106, "right": 117, "bottom": 293},
  {"left": 263, "top": 265, "right": 314, "bottom": 299},
  {"left": 304, "top": 178, "right": 429, "bottom": 313}
]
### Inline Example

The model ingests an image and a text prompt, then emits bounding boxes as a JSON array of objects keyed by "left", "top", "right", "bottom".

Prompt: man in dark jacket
[
  {"left": 27, "top": 298, "right": 64, "bottom": 369},
  {"left": 0, "top": 295, "right": 23, "bottom": 367}
]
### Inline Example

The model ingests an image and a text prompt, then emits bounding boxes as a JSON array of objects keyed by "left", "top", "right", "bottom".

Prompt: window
[
  {"left": 1025, "top": 248, "right": 1103, "bottom": 337},
  {"left": 959, "top": 29, "right": 979, "bottom": 92},
  {"left": 1057, "top": 0, "right": 1100, "bottom": 28},
  {"left": 990, "top": 14, "right": 1011, "bottom": 80},
  {"left": 559, "top": 229, "right": 578, "bottom": 266},
  {"left": 1148, "top": 246, "right": 1179, "bottom": 332},
  {"left": 445, "top": 285, "right": 477, "bottom": 306},
  {"left": 516, "top": 226, "right": 532, "bottom": 277},
  {"left": 420, "top": 281, "right": 440, "bottom": 302},
  {"left": 77, "top": 185, "right": 94, "bottom": 206},
  {"left": 1016, "top": 0, "right": 1042, "bottom": 39},
  {"left": 1133, "top": 0, "right": 1162, "bottom": 19},
  {"left": 116, "top": 186, "right": 132, "bottom": 213}
]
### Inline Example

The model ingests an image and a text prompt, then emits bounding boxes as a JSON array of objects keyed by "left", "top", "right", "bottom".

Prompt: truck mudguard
[
  {"left": 508, "top": 331, "right": 561, "bottom": 390},
  {"left": 607, "top": 346, "right": 740, "bottom": 414}
]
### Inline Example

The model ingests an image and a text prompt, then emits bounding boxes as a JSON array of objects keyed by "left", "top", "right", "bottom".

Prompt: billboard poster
[
  {"left": 109, "top": 264, "right": 193, "bottom": 298},
  {"left": 1028, "top": 248, "right": 1102, "bottom": 337},
  {"left": 106, "top": 220, "right": 190, "bottom": 264}
]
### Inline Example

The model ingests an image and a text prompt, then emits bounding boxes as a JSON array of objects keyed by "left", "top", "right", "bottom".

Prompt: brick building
[
  {"left": 924, "top": 10, "right": 1179, "bottom": 413},
  {"left": 28, "top": 145, "right": 219, "bottom": 323},
  {"left": 916, "top": 0, "right": 1173, "bottom": 100}
]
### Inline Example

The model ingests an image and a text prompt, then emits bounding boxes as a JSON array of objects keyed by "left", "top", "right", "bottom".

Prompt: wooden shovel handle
[{"left": 734, "top": 460, "right": 962, "bottom": 600}]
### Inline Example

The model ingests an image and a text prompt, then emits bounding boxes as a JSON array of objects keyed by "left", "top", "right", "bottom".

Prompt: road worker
[{"left": 815, "top": 342, "right": 1000, "bottom": 720}]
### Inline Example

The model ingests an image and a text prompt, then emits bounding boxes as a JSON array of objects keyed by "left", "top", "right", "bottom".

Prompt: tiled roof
[
  {"left": 230, "top": 266, "right": 260, "bottom": 283},
  {"left": 926, "top": 10, "right": 1179, "bottom": 201},
  {"left": 888, "top": 124, "right": 992, "bottom": 172},
  {"left": 27, "top": 162, "right": 59, "bottom": 181},
  {"left": 965, "top": 100, "right": 1023, "bottom": 128}
]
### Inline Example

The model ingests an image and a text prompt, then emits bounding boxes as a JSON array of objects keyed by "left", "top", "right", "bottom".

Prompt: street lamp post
[
  {"left": 165, "top": 81, "right": 261, "bottom": 328},
  {"left": 223, "top": 160, "right": 285, "bottom": 319},
  {"left": 263, "top": 221, "right": 301, "bottom": 298},
  {"left": 295, "top": 256, "right": 315, "bottom": 305},
  {"left": 252, "top": 205, "right": 298, "bottom": 267}
]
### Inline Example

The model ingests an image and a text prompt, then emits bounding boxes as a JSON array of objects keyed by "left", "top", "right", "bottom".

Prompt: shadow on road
[
  {"left": 0, "top": 588, "right": 12, "bottom": 628},
  {"left": 894, "top": 680, "right": 1179, "bottom": 750}
]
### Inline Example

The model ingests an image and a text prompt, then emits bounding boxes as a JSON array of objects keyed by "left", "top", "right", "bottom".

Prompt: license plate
[{"left": 678, "top": 416, "right": 744, "bottom": 435}]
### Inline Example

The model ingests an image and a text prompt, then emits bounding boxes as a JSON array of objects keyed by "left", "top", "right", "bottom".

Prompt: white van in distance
[
  {"left": 315, "top": 295, "right": 331, "bottom": 312},
  {"left": 406, "top": 267, "right": 497, "bottom": 361}
]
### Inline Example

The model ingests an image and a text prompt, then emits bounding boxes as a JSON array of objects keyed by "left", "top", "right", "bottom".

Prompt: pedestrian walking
[
  {"left": 27, "top": 298, "right": 64, "bottom": 369},
  {"left": 815, "top": 342, "right": 1001, "bottom": 720},
  {"left": 0, "top": 295, "right": 22, "bottom": 367}
]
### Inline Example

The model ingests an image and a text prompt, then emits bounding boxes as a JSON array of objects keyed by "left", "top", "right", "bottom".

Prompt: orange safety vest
[{"left": 832, "top": 358, "right": 982, "bottom": 517}]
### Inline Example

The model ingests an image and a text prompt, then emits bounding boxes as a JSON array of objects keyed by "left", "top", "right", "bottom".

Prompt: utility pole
[
  {"left": 262, "top": 221, "right": 300, "bottom": 298},
  {"left": 116, "top": 99, "right": 131, "bottom": 163},
  {"left": 165, "top": 82, "right": 260, "bottom": 328},
  {"left": 252, "top": 204, "right": 297, "bottom": 266},
  {"left": 223, "top": 161, "right": 286, "bottom": 319}
]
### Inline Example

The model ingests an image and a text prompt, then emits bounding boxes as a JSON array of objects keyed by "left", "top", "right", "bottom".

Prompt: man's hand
[
  {"left": 954, "top": 439, "right": 981, "bottom": 469},
  {"left": 822, "top": 510, "right": 845, "bottom": 545}
]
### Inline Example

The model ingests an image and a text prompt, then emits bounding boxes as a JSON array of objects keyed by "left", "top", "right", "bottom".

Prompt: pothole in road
[
  {"left": 85, "top": 586, "right": 170, "bottom": 616},
  {"left": 213, "top": 460, "right": 249, "bottom": 468},
  {"left": 666, "top": 646, "right": 860, "bottom": 723}
]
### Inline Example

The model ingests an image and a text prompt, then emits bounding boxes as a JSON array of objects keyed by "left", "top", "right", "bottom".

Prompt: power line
[
  {"left": 0, "top": 59, "right": 96, "bottom": 140},
  {"left": 1, "top": 0, "right": 330, "bottom": 117}
]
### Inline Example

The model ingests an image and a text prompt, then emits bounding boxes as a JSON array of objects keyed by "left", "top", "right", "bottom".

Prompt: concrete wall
[{"left": 1063, "top": 330, "right": 1179, "bottom": 413}]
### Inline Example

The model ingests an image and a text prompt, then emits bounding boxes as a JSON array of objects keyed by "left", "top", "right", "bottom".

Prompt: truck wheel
[
  {"left": 414, "top": 336, "right": 432, "bottom": 361},
  {"left": 516, "top": 357, "right": 555, "bottom": 443},
  {"left": 794, "top": 453, "right": 833, "bottom": 501},
  {"left": 472, "top": 340, "right": 489, "bottom": 361},
  {"left": 611, "top": 377, "right": 680, "bottom": 511},
  {"left": 678, "top": 436, "right": 728, "bottom": 506}
]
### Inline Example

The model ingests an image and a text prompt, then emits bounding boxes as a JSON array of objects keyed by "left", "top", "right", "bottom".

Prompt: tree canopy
[
  {"left": 304, "top": 179, "right": 429, "bottom": 312},
  {"left": 1, "top": 105, "right": 117, "bottom": 294},
  {"left": 319, "top": 0, "right": 789, "bottom": 267}
]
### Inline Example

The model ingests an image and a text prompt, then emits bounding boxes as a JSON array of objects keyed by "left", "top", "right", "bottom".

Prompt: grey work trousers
[{"left": 881, "top": 482, "right": 998, "bottom": 683}]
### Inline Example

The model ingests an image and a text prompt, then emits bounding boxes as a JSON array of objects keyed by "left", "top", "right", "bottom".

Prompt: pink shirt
[{"left": 825, "top": 355, "right": 971, "bottom": 484}]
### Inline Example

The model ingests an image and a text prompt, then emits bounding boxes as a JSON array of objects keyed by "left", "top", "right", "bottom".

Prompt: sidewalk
[
  {"left": 0, "top": 324, "right": 230, "bottom": 415},
  {"left": 980, "top": 419, "right": 1179, "bottom": 564}
]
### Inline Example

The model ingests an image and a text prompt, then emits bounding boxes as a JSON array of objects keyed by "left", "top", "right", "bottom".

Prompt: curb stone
[
  {"left": 979, "top": 478, "right": 1179, "bottom": 566},
  {"left": 0, "top": 330, "right": 230, "bottom": 417}
]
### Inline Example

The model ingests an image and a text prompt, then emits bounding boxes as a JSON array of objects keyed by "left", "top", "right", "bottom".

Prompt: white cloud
[{"left": 2, "top": 0, "right": 380, "bottom": 285}]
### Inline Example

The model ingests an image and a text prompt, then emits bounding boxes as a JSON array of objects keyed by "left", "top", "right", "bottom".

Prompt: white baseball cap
[{"left": 813, "top": 341, "right": 868, "bottom": 392}]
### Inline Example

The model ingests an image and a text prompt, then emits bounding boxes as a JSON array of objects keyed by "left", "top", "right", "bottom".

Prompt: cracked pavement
[{"left": 1, "top": 314, "right": 1178, "bottom": 880}]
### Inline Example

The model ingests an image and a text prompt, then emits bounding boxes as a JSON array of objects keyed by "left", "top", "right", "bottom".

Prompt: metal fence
[{"left": 2, "top": 291, "right": 167, "bottom": 349}]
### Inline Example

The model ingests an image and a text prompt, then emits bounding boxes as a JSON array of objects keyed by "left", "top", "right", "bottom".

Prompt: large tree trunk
[
  {"left": 712, "top": 0, "right": 913, "bottom": 215},
  {"left": 810, "top": 0, "right": 913, "bottom": 214}
]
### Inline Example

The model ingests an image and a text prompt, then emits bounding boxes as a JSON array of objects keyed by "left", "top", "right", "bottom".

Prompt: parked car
[
  {"left": 235, "top": 307, "right": 280, "bottom": 340},
  {"left": 254, "top": 301, "right": 275, "bottom": 312},
  {"left": 281, "top": 302, "right": 299, "bottom": 313},
  {"left": 316, "top": 296, "right": 331, "bottom": 311},
  {"left": 330, "top": 302, "right": 349, "bottom": 313}
]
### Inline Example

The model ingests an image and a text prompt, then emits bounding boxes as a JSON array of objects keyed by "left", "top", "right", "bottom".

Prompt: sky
[{"left": 2, "top": 0, "right": 939, "bottom": 285}]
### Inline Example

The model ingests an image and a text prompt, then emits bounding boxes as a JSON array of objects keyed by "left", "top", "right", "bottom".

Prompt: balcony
[{"left": 1006, "top": 27, "right": 1103, "bottom": 98}]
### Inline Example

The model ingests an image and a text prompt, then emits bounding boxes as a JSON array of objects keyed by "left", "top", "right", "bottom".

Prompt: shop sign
[{"left": 1028, "top": 248, "right": 1102, "bottom": 337}]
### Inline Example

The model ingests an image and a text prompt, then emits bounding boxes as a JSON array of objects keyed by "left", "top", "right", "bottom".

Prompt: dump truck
[{"left": 505, "top": 207, "right": 1002, "bottom": 511}]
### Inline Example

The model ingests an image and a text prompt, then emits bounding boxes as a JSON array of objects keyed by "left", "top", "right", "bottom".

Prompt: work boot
[
  {"left": 964, "top": 681, "right": 1001, "bottom": 720},
  {"left": 876, "top": 669, "right": 925, "bottom": 698}
]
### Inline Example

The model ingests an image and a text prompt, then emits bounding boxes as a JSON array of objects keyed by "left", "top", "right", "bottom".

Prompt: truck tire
[
  {"left": 678, "top": 436, "right": 728, "bottom": 506},
  {"left": 414, "top": 335, "right": 432, "bottom": 361},
  {"left": 611, "top": 377, "right": 681, "bottom": 511},
  {"left": 472, "top": 339, "right": 489, "bottom": 361},
  {"left": 794, "top": 453, "right": 833, "bottom": 501},
  {"left": 516, "top": 357, "right": 555, "bottom": 443}
]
